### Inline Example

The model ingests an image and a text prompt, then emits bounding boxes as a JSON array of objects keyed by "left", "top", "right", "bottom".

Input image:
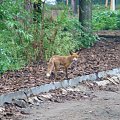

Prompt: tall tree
[
  {"left": 79, "top": 0, "right": 92, "bottom": 31},
  {"left": 33, "top": 0, "right": 42, "bottom": 22},
  {"left": 66, "top": 0, "right": 68, "bottom": 5},
  {"left": 110, "top": 0, "right": 115, "bottom": 11},
  {"left": 105, "top": 0, "right": 108, "bottom": 7},
  {"left": 71, "top": 0, "right": 77, "bottom": 15}
]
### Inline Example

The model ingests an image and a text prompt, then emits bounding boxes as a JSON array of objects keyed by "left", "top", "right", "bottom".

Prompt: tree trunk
[
  {"left": 79, "top": 0, "right": 92, "bottom": 32},
  {"left": 71, "top": 0, "right": 77, "bottom": 15},
  {"left": 24, "top": 0, "right": 32, "bottom": 11},
  {"left": 39, "top": 1, "right": 45, "bottom": 61},
  {"left": 33, "top": 0, "right": 42, "bottom": 22},
  {"left": 110, "top": 0, "right": 115, "bottom": 11},
  {"left": 66, "top": 0, "right": 68, "bottom": 5},
  {"left": 105, "top": 0, "right": 108, "bottom": 7}
]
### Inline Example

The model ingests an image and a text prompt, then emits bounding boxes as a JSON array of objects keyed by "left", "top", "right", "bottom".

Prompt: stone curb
[{"left": 0, "top": 68, "right": 120, "bottom": 106}]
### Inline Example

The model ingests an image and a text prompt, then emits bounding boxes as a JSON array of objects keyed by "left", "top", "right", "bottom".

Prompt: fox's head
[{"left": 70, "top": 52, "right": 79, "bottom": 61}]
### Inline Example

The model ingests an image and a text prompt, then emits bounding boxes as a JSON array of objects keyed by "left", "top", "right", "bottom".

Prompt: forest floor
[
  {"left": 0, "top": 31, "right": 120, "bottom": 120},
  {"left": 0, "top": 31, "right": 120, "bottom": 94}
]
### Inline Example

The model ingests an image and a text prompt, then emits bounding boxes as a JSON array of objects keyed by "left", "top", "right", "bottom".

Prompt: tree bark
[
  {"left": 79, "top": 0, "right": 92, "bottom": 32},
  {"left": 24, "top": 0, "right": 32, "bottom": 11},
  {"left": 105, "top": 0, "right": 108, "bottom": 7},
  {"left": 110, "top": 0, "right": 115, "bottom": 11},
  {"left": 33, "top": 0, "right": 42, "bottom": 22},
  {"left": 66, "top": 0, "right": 68, "bottom": 5},
  {"left": 71, "top": 0, "right": 77, "bottom": 15},
  {"left": 39, "top": 1, "right": 45, "bottom": 61}
]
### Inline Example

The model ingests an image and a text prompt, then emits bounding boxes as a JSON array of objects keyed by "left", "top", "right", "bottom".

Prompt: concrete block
[
  {"left": 0, "top": 67, "right": 119, "bottom": 106},
  {"left": 98, "top": 68, "right": 120, "bottom": 78},
  {"left": 98, "top": 71, "right": 108, "bottom": 78},
  {"left": 0, "top": 91, "right": 26, "bottom": 106},
  {"left": 60, "top": 80, "right": 69, "bottom": 88},
  {"left": 88, "top": 73, "right": 97, "bottom": 81},
  {"left": 79, "top": 75, "right": 89, "bottom": 81},
  {"left": 69, "top": 76, "right": 81, "bottom": 87},
  {"left": 31, "top": 83, "right": 55, "bottom": 94},
  {"left": 54, "top": 82, "right": 62, "bottom": 89}
]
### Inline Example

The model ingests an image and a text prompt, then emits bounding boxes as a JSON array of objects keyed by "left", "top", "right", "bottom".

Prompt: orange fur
[{"left": 46, "top": 52, "right": 79, "bottom": 80}]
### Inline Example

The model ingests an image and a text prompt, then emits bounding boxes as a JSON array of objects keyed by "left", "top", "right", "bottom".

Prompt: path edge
[{"left": 0, "top": 67, "right": 120, "bottom": 106}]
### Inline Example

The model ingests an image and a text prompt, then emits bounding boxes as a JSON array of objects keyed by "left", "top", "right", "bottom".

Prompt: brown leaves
[{"left": 0, "top": 38, "right": 120, "bottom": 94}]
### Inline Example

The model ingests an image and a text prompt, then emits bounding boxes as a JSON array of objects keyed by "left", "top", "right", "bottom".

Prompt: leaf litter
[{"left": 0, "top": 37, "right": 120, "bottom": 94}]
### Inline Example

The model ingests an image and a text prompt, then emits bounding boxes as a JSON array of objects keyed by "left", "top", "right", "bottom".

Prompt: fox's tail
[{"left": 46, "top": 59, "right": 54, "bottom": 77}]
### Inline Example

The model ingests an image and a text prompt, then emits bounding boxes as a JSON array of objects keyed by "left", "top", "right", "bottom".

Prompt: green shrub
[
  {"left": 0, "top": 0, "right": 34, "bottom": 73},
  {"left": 0, "top": 1, "right": 97, "bottom": 73},
  {"left": 43, "top": 8, "right": 97, "bottom": 59},
  {"left": 93, "top": 5, "right": 120, "bottom": 30}
]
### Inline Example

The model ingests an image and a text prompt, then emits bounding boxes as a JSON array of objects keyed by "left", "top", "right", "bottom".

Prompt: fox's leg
[
  {"left": 54, "top": 64, "right": 58, "bottom": 82},
  {"left": 46, "top": 60, "right": 54, "bottom": 78},
  {"left": 65, "top": 67, "right": 68, "bottom": 79}
]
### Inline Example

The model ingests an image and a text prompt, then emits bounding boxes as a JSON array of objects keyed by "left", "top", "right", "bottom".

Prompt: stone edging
[{"left": 0, "top": 67, "right": 120, "bottom": 106}]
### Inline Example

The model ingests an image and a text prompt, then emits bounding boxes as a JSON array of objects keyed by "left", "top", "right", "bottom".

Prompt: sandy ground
[{"left": 22, "top": 90, "right": 120, "bottom": 120}]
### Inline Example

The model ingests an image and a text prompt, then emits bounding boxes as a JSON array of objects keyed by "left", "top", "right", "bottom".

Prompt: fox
[{"left": 46, "top": 52, "right": 79, "bottom": 81}]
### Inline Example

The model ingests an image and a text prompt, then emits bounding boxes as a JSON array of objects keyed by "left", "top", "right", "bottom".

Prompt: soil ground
[
  {"left": 1, "top": 83, "right": 120, "bottom": 120},
  {"left": 22, "top": 84, "right": 120, "bottom": 120}
]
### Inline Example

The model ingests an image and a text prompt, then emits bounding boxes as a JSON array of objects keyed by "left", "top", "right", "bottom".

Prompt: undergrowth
[
  {"left": 92, "top": 5, "right": 120, "bottom": 30},
  {"left": 0, "top": 1, "right": 97, "bottom": 73}
]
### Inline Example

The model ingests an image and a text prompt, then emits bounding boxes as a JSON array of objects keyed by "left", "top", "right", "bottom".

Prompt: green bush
[
  {"left": 44, "top": 8, "right": 97, "bottom": 59},
  {"left": 0, "top": 1, "right": 97, "bottom": 73},
  {"left": 93, "top": 5, "right": 120, "bottom": 30},
  {"left": 0, "top": 0, "right": 34, "bottom": 73}
]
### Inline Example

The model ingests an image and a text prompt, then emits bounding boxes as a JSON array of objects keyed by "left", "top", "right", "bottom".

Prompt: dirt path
[{"left": 22, "top": 90, "right": 120, "bottom": 120}]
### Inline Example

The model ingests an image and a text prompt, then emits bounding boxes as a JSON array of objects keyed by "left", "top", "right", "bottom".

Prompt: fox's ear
[
  {"left": 75, "top": 48, "right": 83, "bottom": 55},
  {"left": 69, "top": 51, "right": 73, "bottom": 55},
  {"left": 76, "top": 51, "right": 80, "bottom": 55}
]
